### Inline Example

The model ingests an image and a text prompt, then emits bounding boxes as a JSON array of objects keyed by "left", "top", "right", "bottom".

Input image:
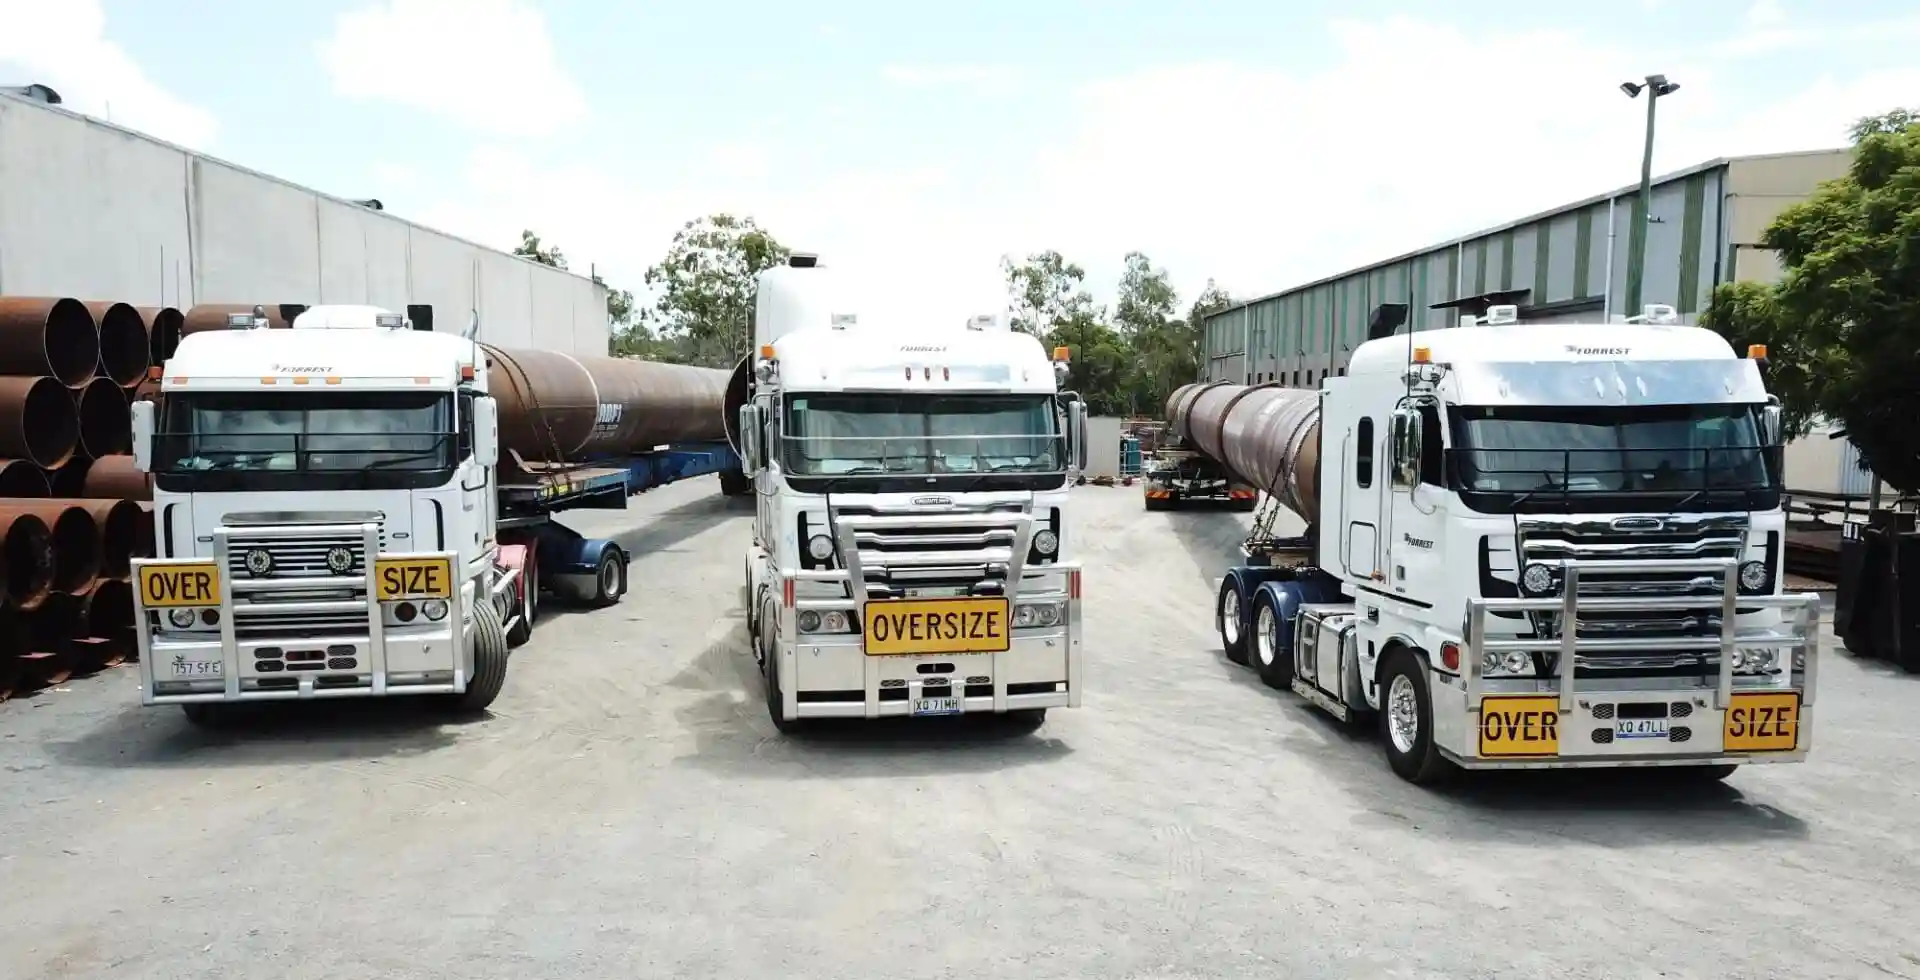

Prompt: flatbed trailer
[
  {"left": 493, "top": 441, "right": 741, "bottom": 637},
  {"left": 1143, "top": 446, "right": 1258, "bottom": 511}
]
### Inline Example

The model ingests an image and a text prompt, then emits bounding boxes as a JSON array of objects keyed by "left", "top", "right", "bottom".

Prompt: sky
[{"left": 3, "top": 0, "right": 1918, "bottom": 330}]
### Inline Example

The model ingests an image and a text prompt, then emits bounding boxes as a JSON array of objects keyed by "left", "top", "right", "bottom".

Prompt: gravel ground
[{"left": 2, "top": 479, "right": 1918, "bottom": 979}]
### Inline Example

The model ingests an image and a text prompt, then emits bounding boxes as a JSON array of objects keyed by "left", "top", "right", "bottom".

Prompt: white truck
[
  {"left": 125, "top": 304, "right": 740, "bottom": 724},
  {"left": 1196, "top": 304, "right": 1822, "bottom": 783},
  {"left": 731, "top": 255, "right": 1087, "bottom": 730}
]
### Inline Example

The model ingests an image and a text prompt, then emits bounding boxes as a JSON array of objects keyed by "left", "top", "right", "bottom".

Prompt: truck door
[
  {"left": 1385, "top": 402, "right": 1447, "bottom": 599},
  {"left": 1342, "top": 413, "right": 1383, "bottom": 580}
]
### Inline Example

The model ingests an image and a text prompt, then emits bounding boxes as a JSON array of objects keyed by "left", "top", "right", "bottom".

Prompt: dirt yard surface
[{"left": 2, "top": 479, "right": 1916, "bottom": 979}]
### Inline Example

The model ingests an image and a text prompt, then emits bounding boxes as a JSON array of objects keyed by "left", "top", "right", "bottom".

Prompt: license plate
[
  {"left": 913, "top": 697, "right": 962, "bottom": 717},
  {"left": 374, "top": 557, "right": 453, "bottom": 600},
  {"left": 1478, "top": 695, "right": 1561, "bottom": 757},
  {"left": 137, "top": 563, "right": 221, "bottom": 608},
  {"left": 862, "top": 597, "right": 1010, "bottom": 656},
  {"left": 169, "top": 657, "right": 222, "bottom": 677},
  {"left": 1724, "top": 691, "right": 1801, "bottom": 752},
  {"left": 1616, "top": 718, "right": 1670, "bottom": 740}
]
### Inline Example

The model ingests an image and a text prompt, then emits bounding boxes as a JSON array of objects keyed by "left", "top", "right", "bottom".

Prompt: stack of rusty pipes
[{"left": 0, "top": 294, "right": 183, "bottom": 703}]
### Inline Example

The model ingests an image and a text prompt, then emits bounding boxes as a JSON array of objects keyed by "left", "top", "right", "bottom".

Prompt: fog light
[
  {"left": 1521, "top": 563, "right": 1557, "bottom": 595},
  {"left": 168, "top": 608, "right": 196, "bottom": 629},
  {"left": 797, "top": 610, "right": 822, "bottom": 633},
  {"left": 1738, "top": 560, "right": 1771, "bottom": 593},
  {"left": 200, "top": 608, "right": 220, "bottom": 625},
  {"left": 807, "top": 535, "right": 834, "bottom": 561},
  {"left": 1032, "top": 529, "right": 1059, "bottom": 556}
]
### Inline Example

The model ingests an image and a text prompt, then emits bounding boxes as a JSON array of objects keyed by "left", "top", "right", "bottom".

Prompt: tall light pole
[{"left": 1619, "top": 73, "right": 1679, "bottom": 317}]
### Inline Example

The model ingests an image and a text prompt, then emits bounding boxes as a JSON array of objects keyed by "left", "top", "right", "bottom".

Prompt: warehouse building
[
  {"left": 1200, "top": 148, "right": 1852, "bottom": 387},
  {"left": 0, "top": 87, "right": 608, "bottom": 356}
]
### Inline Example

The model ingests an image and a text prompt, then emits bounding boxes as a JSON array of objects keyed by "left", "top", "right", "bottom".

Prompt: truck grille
[
  {"left": 1514, "top": 514, "right": 1750, "bottom": 669},
  {"left": 828, "top": 502, "right": 1044, "bottom": 594},
  {"left": 225, "top": 529, "right": 388, "bottom": 579}
]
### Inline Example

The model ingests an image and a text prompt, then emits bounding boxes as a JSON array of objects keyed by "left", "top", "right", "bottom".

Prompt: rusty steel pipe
[
  {"left": 482, "top": 345, "right": 731, "bottom": 463},
  {"left": 87, "top": 301, "right": 150, "bottom": 387},
  {"left": 0, "top": 458, "right": 51, "bottom": 497},
  {"left": 139, "top": 306, "right": 184, "bottom": 365},
  {"left": 75, "top": 377, "right": 131, "bottom": 459},
  {"left": 0, "top": 376, "right": 81, "bottom": 468},
  {"left": 135, "top": 503, "right": 154, "bottom": 561},
  {"left": 79, "top": 453, "right": 150, "bottom": 501},
  {"left": 76, "top": 498, "right": 140, "bottom": 578},
  {"left": 0, "top": 607, "right": 20, "bottom": 701},
  {"left": 0, "top": 296, "right": 100, "bottom": 386},
  {"left": 24, "top": 592, "right": 81, "bottom": 686},
  {"left": 1166, "top": 381, "right": 1323, "bottom": 521},
  {"left": 81, "top": 578, "right": 135, "bottom": 668},
  {"left": 0, "top": 510, "right": 52, "bottom": 609},
  {"left": 48, "top": 457, "right": 87, "bottom": 498},
  {"left": 0, "top": 501, "right": 98, "bottom": 594}
]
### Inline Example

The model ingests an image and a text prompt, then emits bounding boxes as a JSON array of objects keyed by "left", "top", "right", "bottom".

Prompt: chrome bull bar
[{"left": 1464, "top": 558, "right": 1821, "bottom": 713}]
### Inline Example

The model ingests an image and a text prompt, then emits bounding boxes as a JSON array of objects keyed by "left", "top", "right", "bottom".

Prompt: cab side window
[
  {"left": 1355, "top": 417, "right": 1374, "bottom": 488},
  {"left": 1418, "top": 404, "right": 1444, "bottom": 486},
  {"left": 457, "top": 392, "right": 475, "bottom": 458}
]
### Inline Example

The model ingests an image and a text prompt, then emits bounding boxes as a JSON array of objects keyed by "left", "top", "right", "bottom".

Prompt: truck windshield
[
  {"left": 1448, "top": 403, "right": 1780, "bottom": 513},
  {"left": 781, "top": 393, "right": 1065, "bottom": 492},
  {"left": 152, "top": 391, "right": 456, "bottom": 492}
]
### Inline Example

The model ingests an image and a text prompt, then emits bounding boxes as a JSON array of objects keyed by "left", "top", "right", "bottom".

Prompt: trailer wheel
[
  {"left": 1216, "top": 576, "right": 1249, "bottom": 664},
  {"left": 585, "top": 547, "right": 626, "bottom": 608},
  {"left": 719, "top": 469, "right": 752, "bottom": 497},
  {"left": 506, "top": 552, "right": 537, "bottom": 648},
  {"left": 1378, "top": 646, "right": 1455, "bottom": 785},
  {"left": 450, "top": 597, "right": 510, "bottom": 714},
  {"left": 1251, "top": 589, "right": 1294, "bottom": 689}
]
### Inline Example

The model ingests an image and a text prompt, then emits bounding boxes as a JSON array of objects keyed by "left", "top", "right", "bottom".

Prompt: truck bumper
[
  {"left": 131, "top": 535, "right": 468, "bottom": 705},
  {"left": 784, "top": 631, "right": 1079, "bottom": 720}
]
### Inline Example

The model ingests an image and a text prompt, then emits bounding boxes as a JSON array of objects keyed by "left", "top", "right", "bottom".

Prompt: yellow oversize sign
[{"left": 862, "top": 597, "right": 1011, "bottom": 656}]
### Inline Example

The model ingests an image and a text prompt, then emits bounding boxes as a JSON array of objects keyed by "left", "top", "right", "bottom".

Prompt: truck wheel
[
  {"left": 450, "top": 598, "right": 510, "bottom": 714},
  {"left": 1003, "top": 708, "right": 1047, "bottom": 731},
  {"left": 1216, "top": 577, "right": 1249, "bottom": 665},
  {"left": 1250, "top": 589, "right": 1294, "bottom": 689},
  {"left": 586, "top": 548, "right": 626, "bottom": 608},
  {"left": 1378, "top": 647, "right": 1455, "bottom": 785},
  {"left": 180, "top": 703, "right": 230, "bottom": 728},
  {"left": 761, "top": 604, "right": 801, "bottom": 734},
  {"left": 1232, "top": 495, "right": 1259, "bottom": 512},
  {"left": 505, "top": 554, "right": 537, "bottom": 648},
  {"left": 719, "top": 469, "right": 751, "bottom": 497}
]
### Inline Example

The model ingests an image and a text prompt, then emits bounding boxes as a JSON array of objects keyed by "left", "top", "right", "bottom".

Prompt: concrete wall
[{"left": 0, "top": 91, "right": 607, "bottom": 356}]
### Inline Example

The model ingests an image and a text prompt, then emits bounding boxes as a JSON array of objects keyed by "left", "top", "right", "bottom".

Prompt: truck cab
[
  {"left": 1219, "top": 304, "right": 1821, "bottom": 783},
  {"left": 733, "top": 257, "right": 1088, "bottom": 729},
  {"left": 127, "top": 305, "right": 516, "bottom": 722}
]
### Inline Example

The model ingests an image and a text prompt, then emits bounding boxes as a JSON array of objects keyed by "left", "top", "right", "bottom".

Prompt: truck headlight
[
  {"left": 1738, "top": 560, "right": 1771, "bottom": 594},
  {"left": 422, "top": 599, "right": 449, "bottom": 621},
  {"left": 807, "top": 535, "right": 835, "bottom": 561},
  {"left": 796, "top": 609, "right": 854, "bottom": 634},
  {"left": 1732, "top": 648, "right": 1778, "bottom": 673},
  {"left": 1031, "top": 529, "right": 1059, "bottom": 557},
  {"left": 1013, "top": 601, "right": 1064, "bottom": 628},
  {"left": 1521, "top": 563, "right": 1557, "bottom": 596},
  {"left": 1481, "top": 650, "right": 1535, "bottom": 677},
  {"left": 167, "top": 608, "right": 197, "bottom": 629}
]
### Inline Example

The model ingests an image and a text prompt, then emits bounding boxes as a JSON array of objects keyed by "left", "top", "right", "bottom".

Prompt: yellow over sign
[
  {"left": 862, "top": 597, "right": 1011, "bottom": 656},
  {"left": 1478, "top": 695, "right": 1562, "bottom": 757},
  {"left": 137, "top": 563, "right": 221, "bottom": 608}
]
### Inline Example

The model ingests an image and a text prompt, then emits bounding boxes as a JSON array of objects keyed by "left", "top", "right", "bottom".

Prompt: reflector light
[
  {"left": 461, "top": 364, "right": 476, "bottom": 381},
  {"left": 1052, "top": 346, "right": 1070, "bottom": 361}
]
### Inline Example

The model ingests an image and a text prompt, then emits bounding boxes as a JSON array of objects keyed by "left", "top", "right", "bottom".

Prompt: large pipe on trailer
[
  {"left": 481, "top": 346, "right": 731, "bottom": 462},
  {"left": 1166, "top": 381, "right": 1323, "bottom": 520},
  {"left": 0, "top": 297, "right": 100, "bottom": 386},
  {"left": 138, "top": 306, "right": 184, "bottom": 366},
  {"left": 86, "top": 301, "right": 149, "bottom": 387}
]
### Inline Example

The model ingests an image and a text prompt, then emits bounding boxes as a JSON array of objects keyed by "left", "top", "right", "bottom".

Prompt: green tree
[
  {"left": 513, "top": 229, "right": 567, "bottom": 269},
  {"left": 1700, "top": 107, "right": 1920, "bottom": 489},
  {"left": 1002, "top": 250, "right": 1098, "bottom": 337},
  {"left": 642, "top": 214, "right": 791, "bottom": 368}
]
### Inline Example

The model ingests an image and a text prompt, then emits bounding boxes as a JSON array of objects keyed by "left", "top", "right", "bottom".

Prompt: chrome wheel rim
[
  {"left": 600, "top": 558, "right": 620, "bottom": 597},
  {"left": 1388, "top": 674, "right": 1419, "bottom": 754},
  {"left": 1256, "top": 604, "right": 1277, "bottom": 666},
  {"left": 1221, "top": 589, "right": 1241, "bottom": 646}
]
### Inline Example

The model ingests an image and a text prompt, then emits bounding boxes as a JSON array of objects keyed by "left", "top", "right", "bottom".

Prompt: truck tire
[
  {"left": 585, "top": 547, "right": 626, "bottom": 608},
  {"left": 1217, "top": 576, "right": 1249, "bottom": 665},
  {"left": 506, "top": 554, "right": 537, "bottom": 648},
  {"left": 180, "top": 703, "right": 231, "bottom": 728},
  {"left": 450, "top": 598, "right": 510, "bottom": 714},
  {"left": 719, "top": 469, "right": 752, "bottom": 497},
  {"left": 761, "top": 602, "right": 801, "bottom": 734},
  {"left": 1232, "top": 495, "right": 1259, "bottom": 512},
  {"left": 1378, "top": 646, "right": 1456, "bottom": 785},
  {"left": 1003, "top": 708, "right": 1047, "bottom": 731},
  {"left": 1250, "top": 589, "right": 1294, "bottom": 689}
]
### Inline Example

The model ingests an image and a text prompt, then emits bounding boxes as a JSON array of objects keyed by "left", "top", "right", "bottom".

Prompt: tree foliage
[
  {"left": 637, "top": 215, "right": 792, "bottom": 368},
  {"left": 1700, "top": 106, "right": 1920, "bottom": 490}
]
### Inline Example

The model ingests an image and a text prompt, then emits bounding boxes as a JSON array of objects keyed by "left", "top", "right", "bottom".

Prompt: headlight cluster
[
  {"left": 1013, "top": 601, "right": 1065, "bottom": 628},
  {"left": 1029, "top": 529, "right": 1060, "bottom": 563},
  {"left": 807, "top": 535, "right": 835, "bottom": 562},
  {"left": 1731, "top": 648, "right": 1780, "bottom": 673},
  {"left": 1520, "top": 563, "right": 1558, "bottom": 596},
  {"left": 1481, "top": 650, "right": 1535, "bottom": 677},
  {"left": 797, "top": 609, "right": 854, "bottom": 634},
  {"left": 388, "top": 599, "right": 451, "bottom": 624},
  {"left": 165, "top": 608, "right": 220, "bottom": 629},
  {"left": 1737, "top": 560, "right": 1772, "bottom": 594}
]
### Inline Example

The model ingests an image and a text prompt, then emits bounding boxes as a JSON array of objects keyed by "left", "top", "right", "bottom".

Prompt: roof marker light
[
  {"left": 759, "top": 344, "right": 776, "bottom": 360},
  {"left": 460, "top": 364, "right": 476, "bottom": 381},
  {"left": 1412, "top": 347, "right": 1432, "bottom": 364},
  {"left": 1052, "top": 346, "right": 1070, "bottom": 362},
  {"left": 1748, "top": 344, "right": 1768, "bottom": 359}
]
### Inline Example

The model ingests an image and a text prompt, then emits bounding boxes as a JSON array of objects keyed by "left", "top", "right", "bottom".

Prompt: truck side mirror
[
  {"left": 130, "top": 400, "right": 155, "bottom": 472},
  {"left": 737, "top": 404, "right": 764, "bottom": 473},
  {"left": 1761, "top": 403, "right": 1784, "bottom": 446},
  {"left": 1067, "top": 400, "right": 1088, "bottom": 471},
  {"left": 1390, "top": 408, "right": 1421, "bottom": 489},
  {"left": 472, "top": 395, "right": 499, "bottom": 467}
]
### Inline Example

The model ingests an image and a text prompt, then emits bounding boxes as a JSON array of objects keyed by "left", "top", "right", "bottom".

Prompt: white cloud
[
  {"left": 404, "top": 14, "right": 1915, "bottom": 336},
  {"left": 0, "top": 0, "right": 217, "bottom": 149},
  {"left": 881, "top": 64, "right": 1024, "bottom": 96},
  {"left": 316, "top": 0, "right": 586, "bottom": 138}
]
